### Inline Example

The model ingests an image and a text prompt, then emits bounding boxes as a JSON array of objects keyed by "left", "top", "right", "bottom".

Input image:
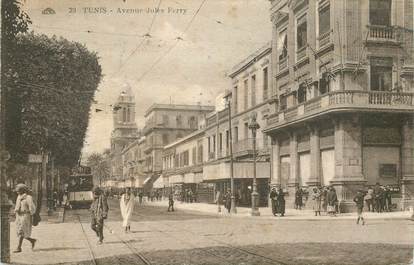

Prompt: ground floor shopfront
[
  {"left": 203, "top": 160, "right": 270, "bottom": 207},
  {"left": 265, "top": 113, "right": 414, "bottom": 212}
]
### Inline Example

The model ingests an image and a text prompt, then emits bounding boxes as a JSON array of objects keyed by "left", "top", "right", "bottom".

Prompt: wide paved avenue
[{"left": 10, "top": 199, "right": 413, "bottom": 265}]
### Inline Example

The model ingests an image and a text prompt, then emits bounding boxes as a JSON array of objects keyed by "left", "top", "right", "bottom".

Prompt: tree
[
  {"left": 87, "top": 153, "right": 110, "bottom": 186},
  {"left": 4, "top": 32, "right": 102, "bottom": 167}
]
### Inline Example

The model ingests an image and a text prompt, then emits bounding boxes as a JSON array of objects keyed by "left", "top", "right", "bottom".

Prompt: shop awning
[
  {"left": 203, "top": 161, "right": 270, "bottom": 181},
  {"left": 169, "top": 174, "right": 184, "bottom": 184},
  {"left": 143, "top": 177, "right": 151, "bottom": 185},
  {"left": 152, "top": 175, "right": 164, "bottom": 189}
]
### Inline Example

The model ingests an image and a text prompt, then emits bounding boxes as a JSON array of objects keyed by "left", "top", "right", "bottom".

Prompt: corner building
[
  {"left": 265, "top": 0, "right": 414, "bottom": 211},
  {"left": 203, "top": 43, "right": 273, "bottom": 207}
]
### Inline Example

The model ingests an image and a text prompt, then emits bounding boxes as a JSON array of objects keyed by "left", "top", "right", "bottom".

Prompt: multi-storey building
[
  {"left": 265, "top": 0, "right": 414, "bottom": 211},
  {"left": 121, "top": 136, "right": 146, "bottom": 188},
  {"left": 162, "top": 129, "right": 212, "bottom": 202},
  {"left": 140, "top": 104, "right": 214, "bottom": 190},
  {"left": 109, "top": 87, "right": 139, "bottom": 181},
  {"left": 203, "top": 43, "right": 273, "bottom": 207}
]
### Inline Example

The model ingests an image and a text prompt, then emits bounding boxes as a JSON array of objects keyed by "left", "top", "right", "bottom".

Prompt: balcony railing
[
  {"left": 267, "top": 90, "right": 414, "bottom": 127},
  {"left": 318, "top": 31, "right": 331, "bottom": 48},
  {"left": 233, "top": 138, "right": 268, "bottom": 154},
  {"left": 279, "top": 57, "right": 288, "bottom": 71},
  {"left": 367, "top": 25, "right": 396, "bottom": 41},
  {"left": 296, "top": 46, "right": 307, "bottom": 61}
]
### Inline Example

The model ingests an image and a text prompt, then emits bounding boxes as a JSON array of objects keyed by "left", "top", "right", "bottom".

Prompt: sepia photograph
[{"left": 1, "top": 0, "right": 414, "bottom": 264}]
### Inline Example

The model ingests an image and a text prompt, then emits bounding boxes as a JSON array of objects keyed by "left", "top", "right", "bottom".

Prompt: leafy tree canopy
[{"left": 5, "top": 32, "right": 102, "bottom": 167}]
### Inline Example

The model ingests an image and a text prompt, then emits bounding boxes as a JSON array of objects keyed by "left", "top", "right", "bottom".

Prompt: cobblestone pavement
[{"left": 9, "top": 198, "right": 413, "bottom": 265}]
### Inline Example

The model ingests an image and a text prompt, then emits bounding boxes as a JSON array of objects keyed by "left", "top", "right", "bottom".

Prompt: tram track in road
[
  {"left": 67, "top": 209, "right": 152, "bottom": 265},
  {"left": 133, "top": 212, "right": 286, "bottom": 265},
  {"left": 103, "top": 222, "right": 153, "bottom": 265}
]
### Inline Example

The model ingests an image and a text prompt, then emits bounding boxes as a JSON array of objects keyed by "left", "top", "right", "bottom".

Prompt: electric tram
[{"left": 67, "top": 166, "right": 94, "bottom": 208}]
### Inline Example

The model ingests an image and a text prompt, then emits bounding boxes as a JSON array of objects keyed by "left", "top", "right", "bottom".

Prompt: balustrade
[{"left": 368, "top": 25, "right": 396, "bottom": 41}]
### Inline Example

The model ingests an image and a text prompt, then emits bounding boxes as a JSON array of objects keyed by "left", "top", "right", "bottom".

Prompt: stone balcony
[
  {"left": 233, "top": 138, "right": 269, "bottom": 157},
  {"left": 366, "top": 25, "right": 406, "bottom": 44},
  {"left": 265, "top": 90, "right": 414, "bottom": 130}
]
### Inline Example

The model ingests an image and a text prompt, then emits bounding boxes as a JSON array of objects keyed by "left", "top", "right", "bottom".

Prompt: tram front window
[{"left": 68, "top": 175, "right": 93, "bottom": 191}]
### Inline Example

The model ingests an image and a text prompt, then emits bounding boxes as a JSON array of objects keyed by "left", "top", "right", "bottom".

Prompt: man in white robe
[{"left": 120, "top": 188, "right": 135, "bottom": 232}]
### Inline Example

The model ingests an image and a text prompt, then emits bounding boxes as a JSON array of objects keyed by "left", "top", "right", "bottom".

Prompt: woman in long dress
[
  {"left": 120, "top": 188, "right": 135, "bottom": 232},
  {"left": 14, "top": 183, "right": 37, "bottom": 253}
]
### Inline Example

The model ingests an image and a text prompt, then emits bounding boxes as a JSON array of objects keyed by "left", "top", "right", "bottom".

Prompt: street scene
[{"left": 1, "top": 0, "right": 414, "bottom": 264}]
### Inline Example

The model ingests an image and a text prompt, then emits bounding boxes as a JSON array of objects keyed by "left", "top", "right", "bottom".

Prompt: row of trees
[
  {"left": 3, "top": 1, "right": 102, "bottom": 169},
  {"left": 87, "top": 151, "right": 111, "bottom": 186}
]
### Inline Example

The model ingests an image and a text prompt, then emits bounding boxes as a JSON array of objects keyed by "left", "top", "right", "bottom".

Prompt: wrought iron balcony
[{"left": 266, "top": 90, "right": 414, "bottom": 128}]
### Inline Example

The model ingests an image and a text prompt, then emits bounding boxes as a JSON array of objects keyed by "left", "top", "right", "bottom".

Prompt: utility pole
[{"left": 226, "top": 95, "right": 237, "bottom": 214}]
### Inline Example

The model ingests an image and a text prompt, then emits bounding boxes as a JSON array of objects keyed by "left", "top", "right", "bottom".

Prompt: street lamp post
[
  {"left": 225, "top": 97, "right": 237, "bottom": 214},
  {"left": 249, "top": 112, "right": 260, "bottom": 216}
]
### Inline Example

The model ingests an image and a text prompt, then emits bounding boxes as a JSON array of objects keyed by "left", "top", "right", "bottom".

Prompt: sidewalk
[{"left": 146, "top": 199, "right": 412, "bottom": 221}]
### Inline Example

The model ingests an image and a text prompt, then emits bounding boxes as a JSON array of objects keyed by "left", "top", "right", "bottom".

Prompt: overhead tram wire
[
  {"left": 132, "top": 0, "right": 208, "bottom": 84},
  {"left": 110, "top": 0, "right": 163, "bottom": 77}
]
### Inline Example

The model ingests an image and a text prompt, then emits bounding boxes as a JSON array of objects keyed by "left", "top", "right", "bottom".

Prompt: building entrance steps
[{"left": 146, "top": 200, "right": 412, "bottom": 221}]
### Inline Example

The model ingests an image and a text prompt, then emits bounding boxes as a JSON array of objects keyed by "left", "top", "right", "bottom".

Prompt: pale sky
[{"left": 22, "top": 0, "right": 272, "bottom": 156}]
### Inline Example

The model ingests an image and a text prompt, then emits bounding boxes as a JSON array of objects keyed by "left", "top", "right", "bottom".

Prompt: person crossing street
[
  {"left": 354, "top": 190, "right": 366, "bottom": 225},
  {"left": 120, "top": 188, "right": 135, "bottom": 233},
  {"left": 90, "top": 187, "right": 109, "bottom": 245}
]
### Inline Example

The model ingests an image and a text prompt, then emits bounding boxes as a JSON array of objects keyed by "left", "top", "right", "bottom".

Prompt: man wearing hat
[
  {"left": 90, "top": 187, "right": 109, "bottom": 244},
  {"left": 13, "top": 183, "right": 37, "bottom": 253}
]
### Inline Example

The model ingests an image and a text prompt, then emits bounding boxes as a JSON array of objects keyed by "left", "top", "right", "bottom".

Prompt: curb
[{"left": 149, "top": 203, "right": 410, "bottom": 222}]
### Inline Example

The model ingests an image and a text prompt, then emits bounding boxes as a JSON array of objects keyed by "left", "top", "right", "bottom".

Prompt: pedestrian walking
[
  {"left": 276, "top": 188, "right": 286, "bottom": 217},
  {"left": 120, "top": 187, "right": 135, "bottom": 233},
  {"left": 188, "top": 189, "right": 193, "bottom": 203},
  {"left": 13, "top": 184, "right": 37, "bottom": 253},
  {"left": 269, "top": 187, "right": 277, "bottom": 216},
  {"left": 326, "top": 186, "right": 338, "bottom": 217},
  {"left": 168, "top": 192, "right": 175, "bottom": 212},
  {"left": 312, "top": 187, "right": 322, "bottom": 216},
  {"left": 90, "top": 187, "right": 109, "bottom": 245},
  {"left": 138, "top": 191, "right": 143, "bottom": 205},
  {"left": 354, "top": 190, "right": 365, "bottom": 225},
  {"left": 224, "top": 189, "right": 232, "bottom": 213},
  {"left": 294, "top": 186, "right": 303, "bottom": 210},
  {"left": 215, "top": 190, "right": 222, "bottom": 213}
]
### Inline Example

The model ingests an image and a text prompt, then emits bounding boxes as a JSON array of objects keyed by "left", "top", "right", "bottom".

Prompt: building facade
[
  {"left": 162, "top": 130, "right": 212, "bottom": 202},
  {"left": 140, "top": 104, "right": 214, "bottom": 190},
  {"left": 265, "top": 0, "right": 414, "bottom": 211},
  {"left": 203, "top": 43, "right": 273, "bottom": 207},
  {"left": 110, "top": 87, "right": 139, "bottom": 181}
]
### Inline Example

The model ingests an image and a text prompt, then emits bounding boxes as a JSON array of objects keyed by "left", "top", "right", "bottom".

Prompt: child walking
[{"left": 354, "top": 190, "right": 365, "bottom": 225}]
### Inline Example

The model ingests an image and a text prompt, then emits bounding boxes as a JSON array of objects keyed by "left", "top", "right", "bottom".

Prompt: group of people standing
[
  {"left": 364, "top": 183, "right": 393, "bottom": 213},
  {"left": 311, "top": 186, "right": 339, "bottom": 216}
]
